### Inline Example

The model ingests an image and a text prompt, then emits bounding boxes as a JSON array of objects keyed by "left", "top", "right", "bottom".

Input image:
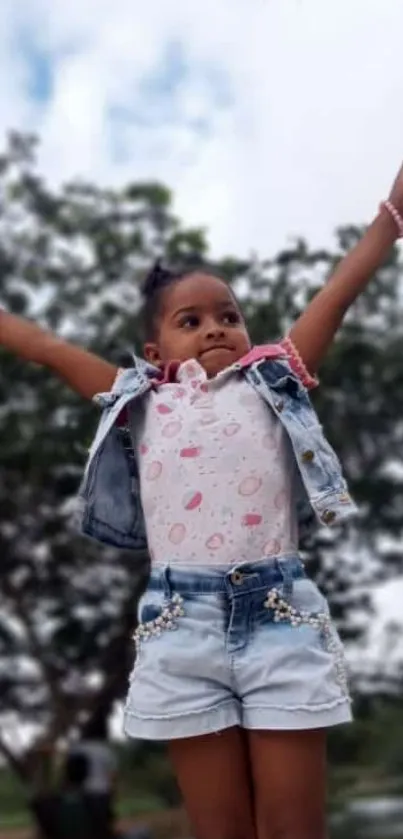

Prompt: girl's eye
[
  {"left": 179, "top": 315, "right": 199, "bottom": 328},
  {"left": 222, "top": 311, "right": 240, "bottom": 325}
]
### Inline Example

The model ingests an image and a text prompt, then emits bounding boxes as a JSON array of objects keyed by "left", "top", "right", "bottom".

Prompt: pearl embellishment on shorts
[
  {"left": 264, "top": 588, "right": 349, "bottom": 695},
  {"left": 133, "top": 593, "right": 185, "bottom": 645}
]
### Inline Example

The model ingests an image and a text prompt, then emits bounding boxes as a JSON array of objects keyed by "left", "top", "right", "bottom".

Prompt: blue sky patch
[
  {"left": 140, "top": 40, "right": 188, "bottom": 100},
  {"left": 107, "top": 39, "right": 233, "bottom": 164},
  {"left": 139, "top": 40, "right": 233, "bottom": 110},
  {"left": 16, "top": 30, "right": 53, "bottom": 102}
]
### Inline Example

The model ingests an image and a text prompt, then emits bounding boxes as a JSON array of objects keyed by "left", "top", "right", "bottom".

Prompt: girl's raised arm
[
  {"left": 288, "top": 164, "right": 403, "bottom": 377},
  {"left": 0, "top": 310, "right": 118, "bottom": 400}
]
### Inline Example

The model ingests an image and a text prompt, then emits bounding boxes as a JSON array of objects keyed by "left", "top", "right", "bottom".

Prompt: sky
[
  {"left": 1, "top": 0, "right": 402, "bottom": 260},
  {"left": 1, "top": 0, "right": 403, "bottom": 662}
]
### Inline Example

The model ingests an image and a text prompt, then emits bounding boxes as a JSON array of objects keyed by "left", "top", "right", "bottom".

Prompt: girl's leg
[
  {"left": 247, "top": 728, "right": 328, "bottom": 839},
  {"left": 168, "top": 726, "right": 256, "bottom": 839}
]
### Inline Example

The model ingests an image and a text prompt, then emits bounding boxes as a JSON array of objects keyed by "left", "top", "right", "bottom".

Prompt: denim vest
[{"left": 75, "top": 345, "right": 357, "bottom": 555}]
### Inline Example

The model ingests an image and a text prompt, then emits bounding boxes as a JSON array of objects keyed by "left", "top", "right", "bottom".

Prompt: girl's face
[{"left": 144, "top": 272, "right": 251, "bottom": 377}]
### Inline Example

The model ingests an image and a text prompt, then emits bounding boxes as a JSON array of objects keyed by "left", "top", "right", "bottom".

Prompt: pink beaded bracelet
[{"left": 381, "top": 200, "right": 403, "bottom": 238}]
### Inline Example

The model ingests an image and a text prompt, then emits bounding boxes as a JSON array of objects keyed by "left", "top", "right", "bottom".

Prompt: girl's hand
[{"left": 388, "top": 163, "right": 403, "bottom": 215}]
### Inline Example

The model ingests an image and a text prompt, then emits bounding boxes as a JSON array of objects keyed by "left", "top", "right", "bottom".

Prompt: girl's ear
[{"left": 143, "top": 343, "right": 162, "bottom": 367}]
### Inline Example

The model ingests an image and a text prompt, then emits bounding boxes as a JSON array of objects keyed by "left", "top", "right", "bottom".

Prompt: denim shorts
[{"left": 123, "top": 555, "right": 352, "bottom": 740}]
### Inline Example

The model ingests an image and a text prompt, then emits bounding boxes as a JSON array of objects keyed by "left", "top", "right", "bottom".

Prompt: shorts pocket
[
  {"left": 264, "top": 578, "right": 349, "bottom": 696},
  {"left": 133, "top": 589, "right": 185, "bottom": 649}
]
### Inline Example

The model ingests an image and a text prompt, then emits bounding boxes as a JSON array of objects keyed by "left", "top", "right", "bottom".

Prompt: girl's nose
[{"left": 204, "top": 321, "right": 225, "bottom": 339}]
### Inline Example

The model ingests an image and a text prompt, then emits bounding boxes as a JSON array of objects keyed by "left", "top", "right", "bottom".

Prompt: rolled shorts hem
[
  {"left": 123, "top": 696, "right": 352, "bottom": 741},
  {"left": 243, "top": 697, "right": 353, "bottom": 730},
  {"left": 124, "top": 700, "right": 240, "bottom": 741}
]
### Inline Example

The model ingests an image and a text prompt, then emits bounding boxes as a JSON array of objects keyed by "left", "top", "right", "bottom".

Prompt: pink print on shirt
[
  {"left": 135, "top": 358, "right": 299, "bottom": 566},
  {"left": 169, "top": 524, "right": 187, "bottom": 544},
  {"left": 183, "top": 491, "right": 203, "bottom": 511},
  {"left": 180, "top": 447, "right": 202, "bottom": 458},
  {"left": 145, "top": 461, "right": 162, "bottom": 481},
  {"left": 162, "top": 421, "right": 182, "bottom": 438},
  {"left": 156, "top": 403, "right": 172, "bottom": 415},
  {"left": 223, "top": 423, "right": 241, "bottom": 437},
  {"left": 238, "top": 476, "right": 262, "bottom": 497},
  {"left": 205, "top": 533, "right": 225, "bottom": 551},
  {"left": 242, "top": 514, "right": 263, "bottom": 527}
]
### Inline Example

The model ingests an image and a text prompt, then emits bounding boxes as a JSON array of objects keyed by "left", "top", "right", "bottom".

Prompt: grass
[{"left": 0, "top": 771, "right": 27, "bottom": 830}]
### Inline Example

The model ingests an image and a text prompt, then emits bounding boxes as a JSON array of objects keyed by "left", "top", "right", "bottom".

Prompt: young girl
[{"left": 1, "top": 168, "right": 403, "bottom": 839}]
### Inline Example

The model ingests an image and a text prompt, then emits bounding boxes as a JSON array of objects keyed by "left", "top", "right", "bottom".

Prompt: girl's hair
[
  {"left": 140, "top": 260, "right": 183, "bottom": 340},
  {"left": 140, "top": 257, "right": 232, "bottom": 340}
]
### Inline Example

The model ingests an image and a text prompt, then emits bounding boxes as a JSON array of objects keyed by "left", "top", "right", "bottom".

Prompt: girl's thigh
[
  {"left": 248, "top": 728, "right": 328, "bottom": 839},
  {"left": 168, "top": 726, "right": 256, "bottom": 839}
]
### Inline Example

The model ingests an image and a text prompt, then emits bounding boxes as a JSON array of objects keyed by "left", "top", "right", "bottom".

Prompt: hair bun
[{"left": 141, "top": 259, "right": 174, "bottom": 299}]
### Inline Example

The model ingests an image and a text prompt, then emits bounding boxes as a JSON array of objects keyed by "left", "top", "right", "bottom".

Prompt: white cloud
[{"left": 1, "top": 0, "right": 402, "bottom": 257}]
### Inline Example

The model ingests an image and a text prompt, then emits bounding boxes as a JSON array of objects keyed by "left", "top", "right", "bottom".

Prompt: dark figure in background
[
  {"left": 69, "top": 712, "right": 117, "bottom": 835},
  {"left": 32, "top": 752, "right": 108, "bottom": 839}
]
